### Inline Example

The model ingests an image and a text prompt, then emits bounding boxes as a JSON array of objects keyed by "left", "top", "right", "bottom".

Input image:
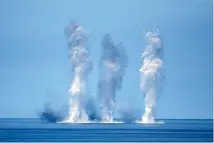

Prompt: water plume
[
  {"left": 64, "top": 21, "right": 92, "bottom": 123},
  {"left": 98, "top": 34, "right": 128, "bottom": 122},
  {"left": 139, "top": 26, "right": 164, "bottom": 123}
]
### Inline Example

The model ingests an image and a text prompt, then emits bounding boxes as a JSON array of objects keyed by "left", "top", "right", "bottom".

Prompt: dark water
[{"left": 0, "top": 118, "right": 212, "bottom": 142}]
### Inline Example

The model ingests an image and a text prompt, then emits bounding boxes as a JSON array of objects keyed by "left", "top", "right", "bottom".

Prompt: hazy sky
[{"left": 0, "top": 0, "right": 212, "bottom": 118}]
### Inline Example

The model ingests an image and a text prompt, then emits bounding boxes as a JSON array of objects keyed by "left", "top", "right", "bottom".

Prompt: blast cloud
[
  {"left": 64, "top": 21, "right": 92, "bottom": 123},
  {"left": 139, "top": 26, "right": 164, "bottom": 123},
  {"left": 62, "top": 21, "right": 163, "bottom": 123},
  {"left": 98, "top": 34, "right": 128, "bottom": 122}
]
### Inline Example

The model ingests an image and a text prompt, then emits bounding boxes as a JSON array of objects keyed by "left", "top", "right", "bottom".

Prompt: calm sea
[{"left": 0, "top": 118, "right": 212, "bottom": 142}]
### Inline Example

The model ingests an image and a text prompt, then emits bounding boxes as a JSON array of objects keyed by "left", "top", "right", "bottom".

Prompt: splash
[
  {"left": 99, "top": 121, "right": 124, "bottom": 123},
  {"left": 136, "top": 120, "right": 164, "bottom": 124},
  {"left": 98, "top": 34, "right": 128, "bottom": 122},
  {"left": 64, "top": 21, "right": 92, "bottom": 123},
  {"left": 139, "top": 26, "right": 164, "bottom": 123}
]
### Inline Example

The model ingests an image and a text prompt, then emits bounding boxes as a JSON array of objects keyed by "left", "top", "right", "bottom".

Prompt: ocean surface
[{"left": 0, "top": 118, "right": 212, "bottom": 142}]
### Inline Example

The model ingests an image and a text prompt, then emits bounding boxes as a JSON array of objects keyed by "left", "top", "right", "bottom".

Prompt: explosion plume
[
  {"left": 64, "top": 21, "right": 92, "bottom": 122},
  {"left": 98, "top": 34, "right": 128, "bottom": 122},
  {"left": 139, "top": 26, "right": 164, "bottom": 123}
]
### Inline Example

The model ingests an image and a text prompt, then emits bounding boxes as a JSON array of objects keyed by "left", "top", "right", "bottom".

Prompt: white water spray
[
  {"left": 98, "top": 34, "right": 128, "bottom": 122},
  {"left": 64, "top": 21, "right": 92, "bottom": 123},
  {"left": 139, "top": 26, "right": 164, "bottom": 123}
]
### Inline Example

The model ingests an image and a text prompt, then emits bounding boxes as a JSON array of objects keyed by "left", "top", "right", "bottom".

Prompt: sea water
[{"left": 0, "top": 118, "right": 212, "bottom": 142}]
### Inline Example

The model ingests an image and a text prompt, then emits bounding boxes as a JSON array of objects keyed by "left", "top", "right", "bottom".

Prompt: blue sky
[{"left": 0, "top": 0, "right": 212, "bottom": 118}]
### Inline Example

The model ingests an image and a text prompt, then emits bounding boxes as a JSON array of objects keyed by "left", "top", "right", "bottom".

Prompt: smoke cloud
[
  {"left": 64, "top": 21, "right": 92, "bottom": 122},
  {"left": 139, "top": 26, "right": 164, "bottom": 123},
  {"left": 98, "top": 34, "right": 128, "bottom": 122}
]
